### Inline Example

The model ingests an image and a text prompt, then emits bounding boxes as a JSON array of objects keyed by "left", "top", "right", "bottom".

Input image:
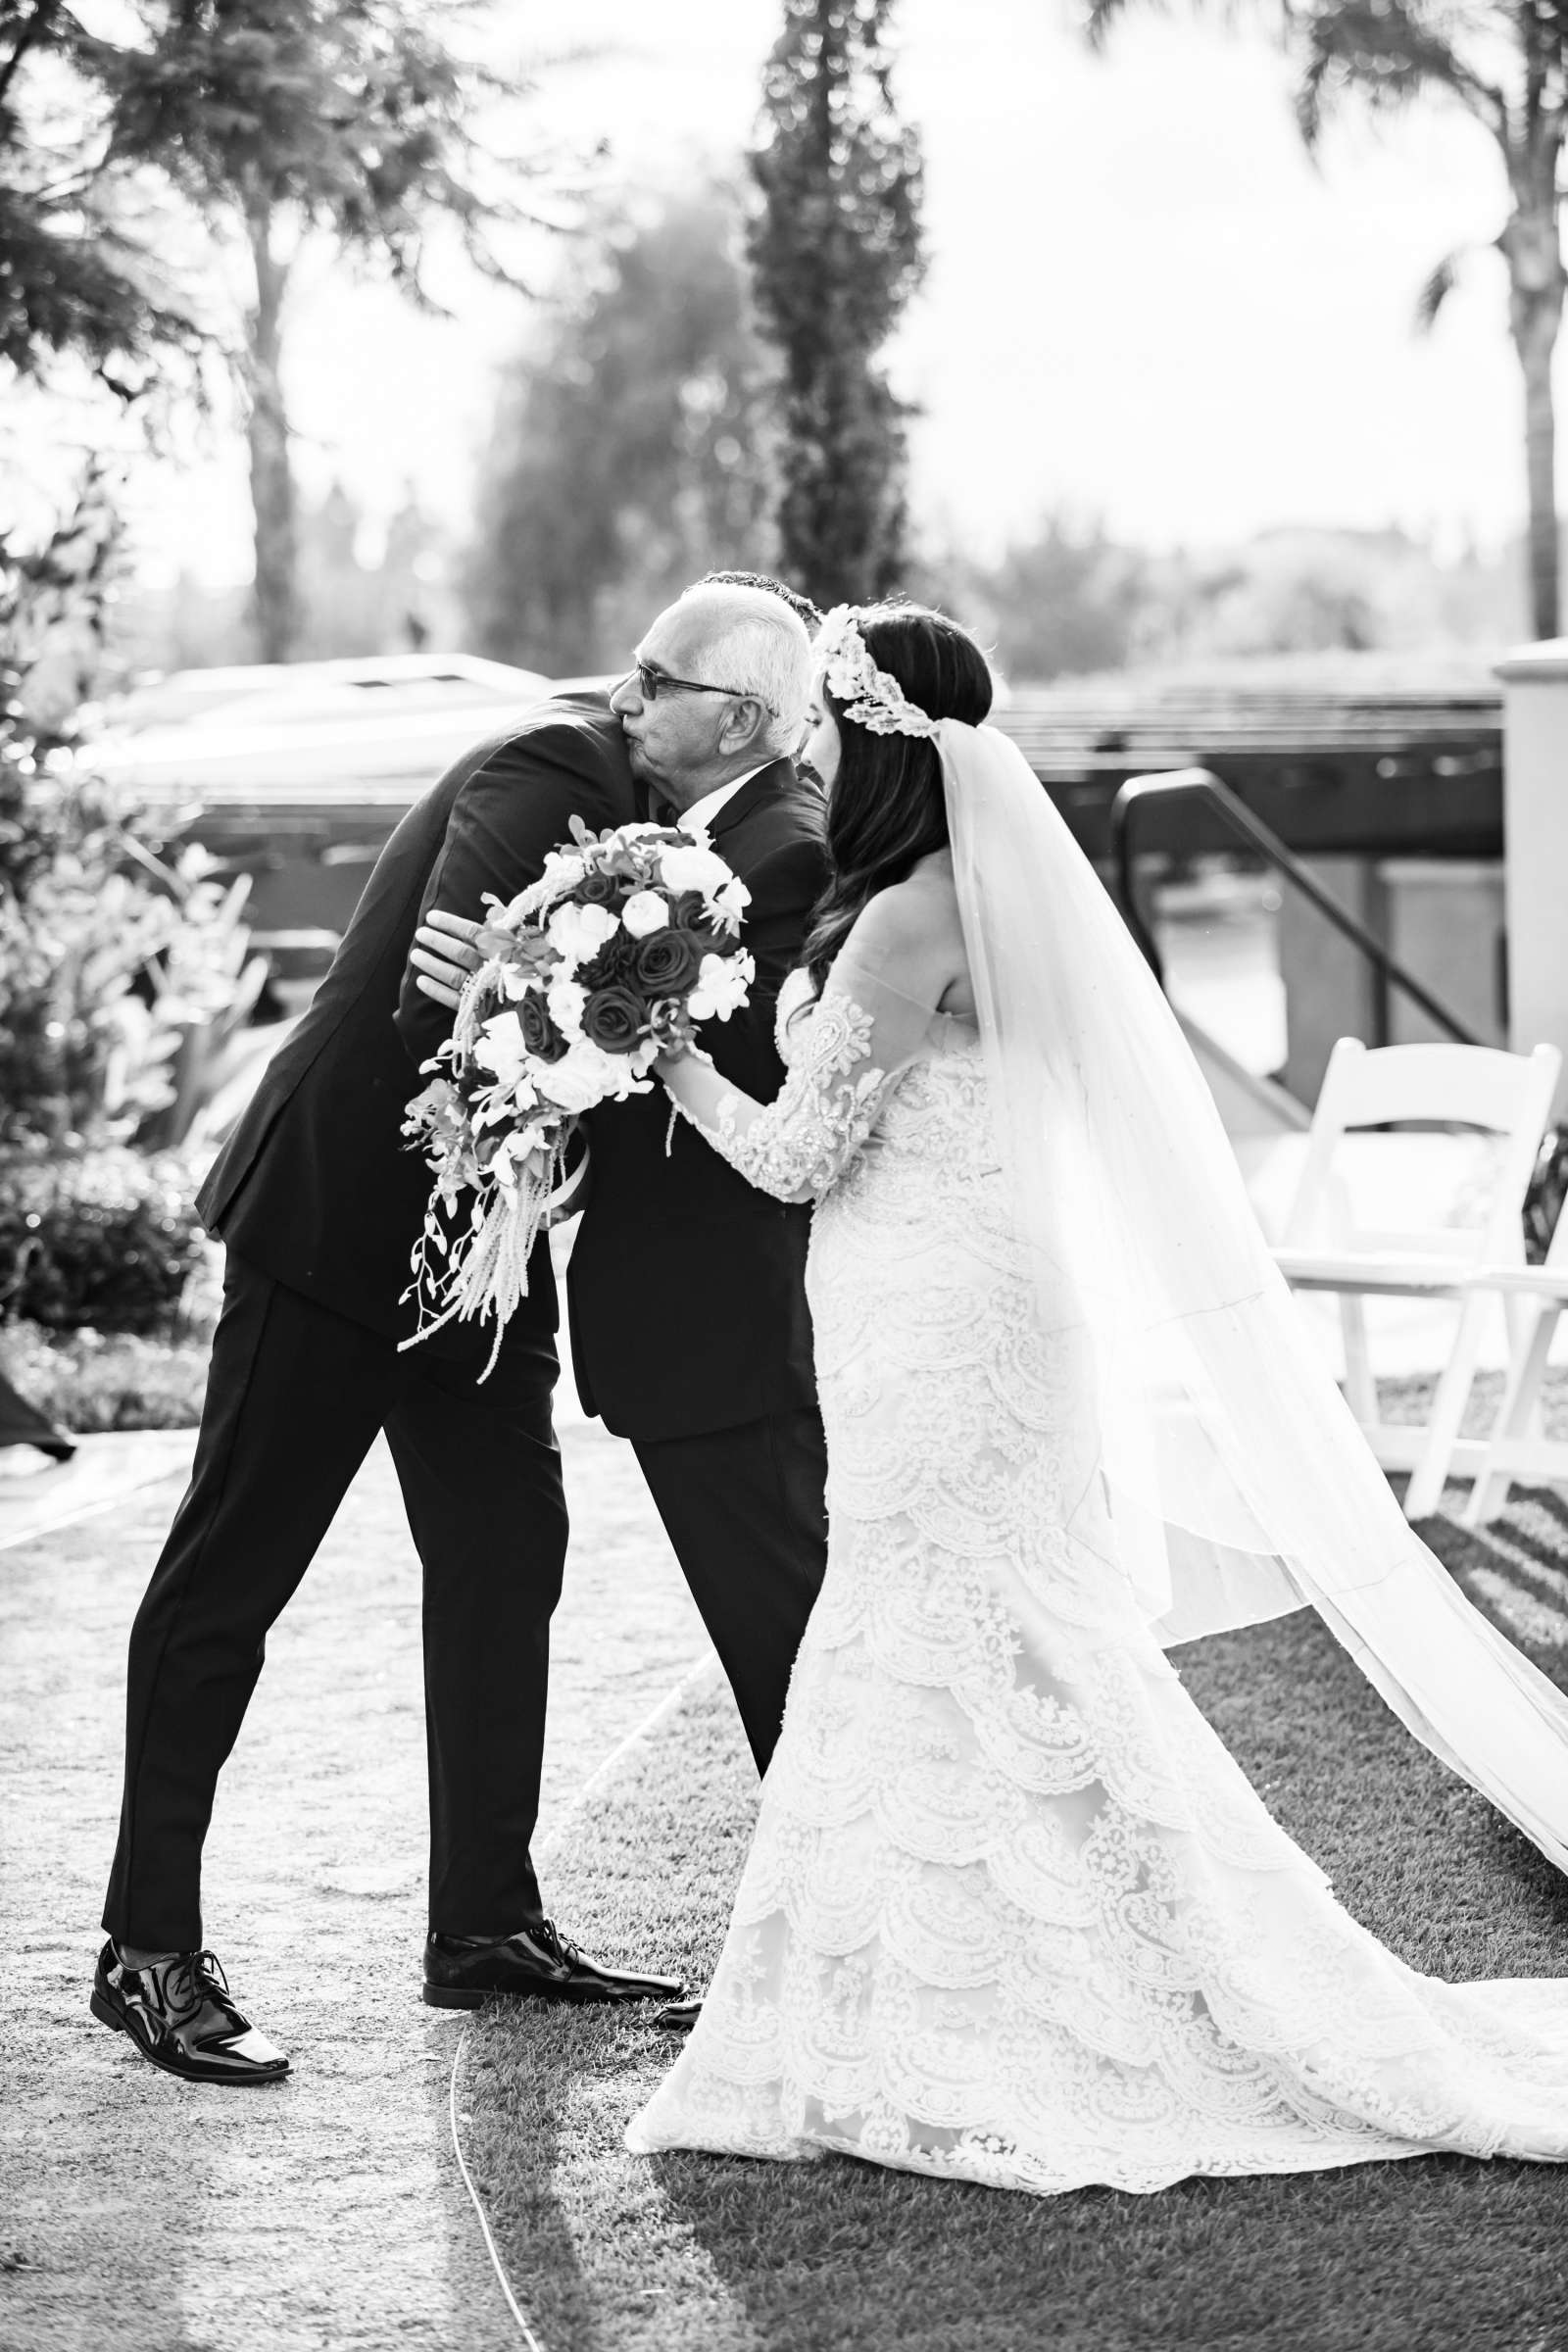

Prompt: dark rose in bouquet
[
  {"left": 664, "top": 885, "right": 744, "bottom": 958},
  {"left": 517, "top": 991, "right": 568, "bottom": 1062},
  {"left": 580, "top": 985, "right": 646, "bottom": 1054},
  {"left": 632, "top": 928, "right": 706, "bottom": 996},
  {"left": 577, "top": 926, "right": 642, "bottom": 988}
]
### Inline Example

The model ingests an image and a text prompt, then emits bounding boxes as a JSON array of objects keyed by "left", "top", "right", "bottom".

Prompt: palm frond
[
  {"left": 1414, "top": 247, "right": 1464, "bottom": 330},
  {"left": 1291, "top": 0, "right": 1504, "bottom": 142},
  {"left": 1082, "top": 0, "right": 1160, "bottom": 55},
  {"left": 1296, "top": 39, "right": 1331, "bottom": 147}
]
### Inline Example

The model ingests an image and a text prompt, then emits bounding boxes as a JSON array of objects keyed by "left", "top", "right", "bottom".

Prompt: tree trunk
[
  {"left": 245, "top": 203, "right": 298, "bottom": 663},
  {"left": 1500, "top": 165, "right": 1565, "bottom": 642},
  {"left": 1521, "top": 320, "right": 1559, "bottom": 639}
]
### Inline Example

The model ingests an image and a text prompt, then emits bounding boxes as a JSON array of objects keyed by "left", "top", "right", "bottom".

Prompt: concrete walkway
[
  {"left": 0, "top": 1411, "right": 713, "bottom": 2352},
  {"left": 0, "top": 1430, "right": 198, "bottom": 1554}
]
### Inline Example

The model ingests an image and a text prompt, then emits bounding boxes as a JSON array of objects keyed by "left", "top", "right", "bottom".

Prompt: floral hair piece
[{"left": 815, "top": 605, "right": 943, "bottom": 740}]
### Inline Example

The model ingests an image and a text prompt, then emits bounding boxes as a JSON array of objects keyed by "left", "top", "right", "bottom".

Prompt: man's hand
[{"left": 410, "top": 908, "right": 484, "bottom": 1009}]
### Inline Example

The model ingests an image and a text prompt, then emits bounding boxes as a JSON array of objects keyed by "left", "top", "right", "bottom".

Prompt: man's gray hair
[{"left": 672, "top": 582, "right": 812, "bottom": 756}]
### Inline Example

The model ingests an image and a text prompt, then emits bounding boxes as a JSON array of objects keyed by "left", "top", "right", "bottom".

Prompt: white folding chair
[
  {"left": 1459, "top": 1200, "right": 1568, "bottom": 1527},
  {"left": 1273, "top": 1037, "right": 1560, "bottom": 1520}
]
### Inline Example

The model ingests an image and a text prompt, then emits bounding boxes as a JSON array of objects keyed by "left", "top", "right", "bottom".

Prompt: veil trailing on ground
[{"left": 940, "top": 717, "right": 1568, "bottom": 1875}]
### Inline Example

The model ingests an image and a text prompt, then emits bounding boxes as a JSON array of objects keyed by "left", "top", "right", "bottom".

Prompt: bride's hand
[
  {"left": 655, "top": 1040, "right": 712, "bottom": 1080},
  {"left": 411, "top": 909, "right": 483, "bottom": 1008}
]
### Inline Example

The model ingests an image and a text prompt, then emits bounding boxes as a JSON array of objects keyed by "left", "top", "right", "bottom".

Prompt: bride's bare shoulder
[
  {"left": 877, "top": 858, "right": 962, "bottom": 937},
  {"left": 851, "top": 863, "right": 967, "bottom": 993},
  {"left": 856, "top": 862, "right": 955, "bottom": 936}
]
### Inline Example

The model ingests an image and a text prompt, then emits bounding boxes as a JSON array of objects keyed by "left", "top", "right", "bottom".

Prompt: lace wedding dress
[{"left": 626, "top": 966, "right": 1568, "bottom": 2197}]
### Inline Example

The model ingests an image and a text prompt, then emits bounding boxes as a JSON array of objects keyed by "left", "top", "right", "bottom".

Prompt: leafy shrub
[
  {"left": 1, "top": 463, "right": 254, "bottom": 1151},
  {"left": 0, "top": 1319, "right": 209, "bottom": 1433},
  {"left": 0, "top": 1146, "right": 206, "bottom": 1335}
]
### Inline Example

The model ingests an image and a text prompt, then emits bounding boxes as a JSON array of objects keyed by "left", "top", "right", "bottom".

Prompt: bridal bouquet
[{"left": 401, "top": 815, "right": 754, "bottom": 1370}]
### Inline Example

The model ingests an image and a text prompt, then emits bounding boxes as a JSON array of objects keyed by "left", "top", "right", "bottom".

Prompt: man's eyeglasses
[{"left": 625, "top": 659, "right": 773, "bottom": 714}]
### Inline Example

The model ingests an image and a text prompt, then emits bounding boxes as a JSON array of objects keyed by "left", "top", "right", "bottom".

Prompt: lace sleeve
[
  {"left": 665, "top": 990, "right": 900, "bottom": 1202},
  {"left": 661, "top": 900, "right": 949, "bottom": 1204}
]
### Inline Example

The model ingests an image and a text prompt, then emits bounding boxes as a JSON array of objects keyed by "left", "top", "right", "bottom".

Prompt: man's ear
[{"left": 718, "top": 697, "right": 770, "bottom": 760}]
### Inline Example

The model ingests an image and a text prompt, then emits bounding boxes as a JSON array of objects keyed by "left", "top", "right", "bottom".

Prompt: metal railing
[{"left": 1107, "top": 766, "right": 1482, "bottom": 1051}]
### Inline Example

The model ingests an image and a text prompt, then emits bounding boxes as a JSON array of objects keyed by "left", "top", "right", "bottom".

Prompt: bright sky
[{"left": 86, "top": 0, "right": 1528, "bottom": 584}]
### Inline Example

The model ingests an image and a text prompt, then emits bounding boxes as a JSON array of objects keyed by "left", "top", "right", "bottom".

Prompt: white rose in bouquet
[
  {"left": 546, "top": 900, "right": 619, "bottom": 969},
  {"left": 621, "top": 890, "right": 669, "bottom": 937},
  {"left": 688, "top": 951, "right": 755, "bottom": 1022},
  {"left": 533, "top": 1044, "right": 613, "bottom": 1115},
  {"left": 535, "top": 1039, "right": 651, "bottom": 1113},
  {"left": 658, "top": 842, "right": 733, "bottom": 898},
  {"left": 546, "top": 975, "right": 589, "bottom": 1038}
]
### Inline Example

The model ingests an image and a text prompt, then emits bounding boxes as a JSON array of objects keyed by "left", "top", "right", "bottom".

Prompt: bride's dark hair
[{"left": 802, "top": 602, "right": 994, "bottom": 992}]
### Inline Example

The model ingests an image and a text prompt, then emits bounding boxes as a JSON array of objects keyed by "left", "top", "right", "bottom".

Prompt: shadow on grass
[
  {"left": 645, "top": 2140, "right": 1567, "bottom": 2352},
  {"left": 463, "top": 1508, "right": 1568, "bottom": 2352}
]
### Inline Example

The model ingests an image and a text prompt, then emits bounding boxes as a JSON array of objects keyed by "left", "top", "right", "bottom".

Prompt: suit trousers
[
  {"left": 103, "top": 1251, "right": 567, "bottom": 1950},
  {"left": 632, "top": 1407, "right": 828, "bottom": 1773}
]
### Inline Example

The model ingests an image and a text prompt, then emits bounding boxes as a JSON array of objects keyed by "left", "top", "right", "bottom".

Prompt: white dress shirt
[{"left": 678, "top": 765, "right": 766, "bottom": 834}]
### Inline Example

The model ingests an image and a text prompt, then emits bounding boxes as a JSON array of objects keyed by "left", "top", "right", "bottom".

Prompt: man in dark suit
[
  {"left": 93, "top": 582, "right": 825, "bottom": 2082},
  {"left": 410, "top": 582, "right": 833, "bottom": 2037},
  {"left": 410, "top": 583, "right": 831, "bottom": 1788}
]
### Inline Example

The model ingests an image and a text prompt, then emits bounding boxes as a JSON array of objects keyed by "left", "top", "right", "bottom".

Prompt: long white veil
[{"left": 940, "top": 717, "right": 1568, "bottom": 1875}]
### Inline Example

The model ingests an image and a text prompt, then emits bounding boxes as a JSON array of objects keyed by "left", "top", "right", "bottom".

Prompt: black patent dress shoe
[
  {"left": 652, "top": 1995, "right": 703, "bottom": 2034},
  {"left": 422, "top": 1920, "right": 682, "bottom": 2010},
  {"left": 91, "top": 1940, "right": 290, "bottom": 2084}
]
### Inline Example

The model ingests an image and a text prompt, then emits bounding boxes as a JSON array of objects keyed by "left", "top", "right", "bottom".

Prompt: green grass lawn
[{"left": 464, "top": 1499, "right": 1568, "bottom": 2352}]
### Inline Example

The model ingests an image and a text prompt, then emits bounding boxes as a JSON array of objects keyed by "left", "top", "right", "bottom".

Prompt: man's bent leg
[
  {"left": 633, "top": 1406, "right": 828, "bottom": 1773},
  {"left": 103, "top": 1257, "right": 392, "bottom": 1950},
  {"left": 384, "top": 1329, "right": 567, "bottom": 1936}
]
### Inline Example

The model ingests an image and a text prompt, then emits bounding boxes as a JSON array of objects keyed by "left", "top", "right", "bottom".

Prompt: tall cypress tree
[{"left": 748, "top": 0, "right": 925, "bottom": 609}]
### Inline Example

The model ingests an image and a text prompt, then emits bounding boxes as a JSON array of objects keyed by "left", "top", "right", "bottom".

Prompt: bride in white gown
[{"left": 627, "top": 602, "right": 1568, "bottom": 2196}]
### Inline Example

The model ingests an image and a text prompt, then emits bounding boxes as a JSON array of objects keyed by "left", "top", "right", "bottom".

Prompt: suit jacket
[
  {"left": 199, "top": 694, "right": 636, "bottom": 1367},
  {"left": 566, "top": 757, "right": 830, "bottom": 1441}
]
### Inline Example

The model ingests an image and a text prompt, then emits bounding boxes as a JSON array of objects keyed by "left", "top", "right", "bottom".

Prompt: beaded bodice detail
[
  {"left": 779, "top": 961, "right": 1003, "bottom": 1211},
  {"left": 674, "top": 963, "right": 999, "bottom": 1213}
]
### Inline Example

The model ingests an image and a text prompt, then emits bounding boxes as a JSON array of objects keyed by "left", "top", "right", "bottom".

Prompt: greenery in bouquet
[{"left": 403, "top": 815, "right": 755, "bottom": 1365}]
